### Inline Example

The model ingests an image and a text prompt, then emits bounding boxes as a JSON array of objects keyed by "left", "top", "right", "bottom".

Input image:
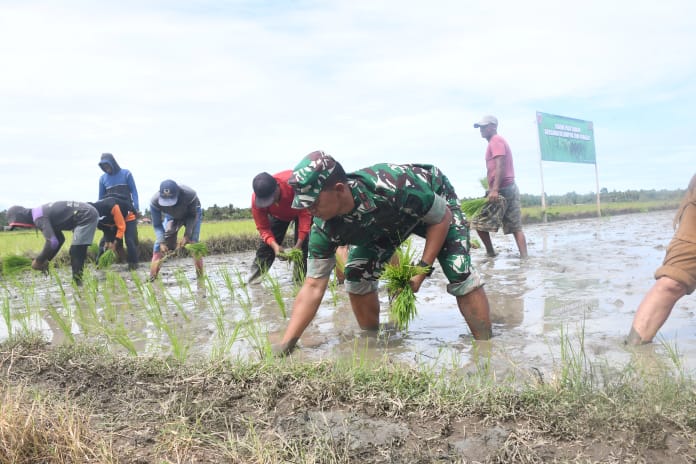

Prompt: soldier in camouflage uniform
[{"left": 273, "top": 150, "right": 493, "bottom": 355}]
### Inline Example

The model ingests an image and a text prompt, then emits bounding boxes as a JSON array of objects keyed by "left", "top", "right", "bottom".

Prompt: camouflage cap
[{"left": 289, "top": 150, "right": 337, "bottom": 209}]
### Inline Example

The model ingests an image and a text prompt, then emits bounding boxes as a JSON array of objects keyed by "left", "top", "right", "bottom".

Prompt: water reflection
[{"left": 3, "top": 210, "right": 696, "bottom": 374}]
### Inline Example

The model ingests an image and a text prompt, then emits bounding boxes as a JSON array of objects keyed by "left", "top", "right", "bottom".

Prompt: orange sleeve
[{"left": 111, "top": 205, "right": 126, "bottom": 239}]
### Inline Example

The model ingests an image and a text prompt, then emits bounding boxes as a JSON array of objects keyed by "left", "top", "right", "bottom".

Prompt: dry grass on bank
[{"left": 2, "top": 335, "right": 696, "bottom": 463}]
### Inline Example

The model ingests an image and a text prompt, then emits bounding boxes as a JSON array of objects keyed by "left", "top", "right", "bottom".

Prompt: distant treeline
[
  {"left": 515, "top": 187, "right": 686, "bottom": 208},
  {"left": 0, "top": 187, "right": 686, "bottom": 226}
]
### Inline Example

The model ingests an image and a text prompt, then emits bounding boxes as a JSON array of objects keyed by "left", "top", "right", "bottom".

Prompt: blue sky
[{"left": 1, "top": 0, "right": 694, "bottom": 213}]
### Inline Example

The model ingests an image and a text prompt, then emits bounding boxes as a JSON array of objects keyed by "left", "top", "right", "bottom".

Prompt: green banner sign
[{"left": 536, "top": 111, "right": 597, "bottom": 164}]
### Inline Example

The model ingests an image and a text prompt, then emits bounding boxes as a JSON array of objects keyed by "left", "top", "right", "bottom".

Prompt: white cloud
[{"left": 0, "top": 0, "right": 694, "bottom": 212}]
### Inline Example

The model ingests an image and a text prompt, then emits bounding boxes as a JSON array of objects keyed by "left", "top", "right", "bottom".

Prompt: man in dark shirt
[
  {"left": 90, "top": 197, "right": 134, "bottom": 264},
  {"left": 149, "top": 179, "right": 203, "bottom": 281},
  {"left": 7, "top": 201, "right": 98, "bottom": 284}
]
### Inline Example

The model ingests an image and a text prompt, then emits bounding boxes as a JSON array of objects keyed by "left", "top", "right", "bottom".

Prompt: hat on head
[
  {"left": 159, "top": 179, "right": 179, "bottom": 207},
  {"left": 6, "top": 205, "right": 34, "bottom": 229},
  {"left": 473, "top": 115, "right": 498, "bottom": 128},
  {"left": 252, "top": 172, "right": 279, "bottom": 208},
  {"left": 288, "top": 151, "right": 337, "bottom": 209}
]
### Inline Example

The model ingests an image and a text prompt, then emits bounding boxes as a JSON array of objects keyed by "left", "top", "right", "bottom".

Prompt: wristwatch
[{"left": 418, "top": 260, "right": 435, "bottom": 277}]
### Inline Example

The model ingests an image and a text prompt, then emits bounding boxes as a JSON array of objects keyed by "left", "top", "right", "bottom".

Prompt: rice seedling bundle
[
  {"left": 97, "top": 249, "right": 116, "bottom": 269},
  {"left": 380, "top": 242, "right": 429, "bottom": 330},
  {"left": 185, "top": 242, "right": 209, "bottom": 259},
  {"left": 2, "top": 254, "right": 32, "bottom": 276},
  {"left": 279, "top": 247, "right": 303, "bottom": 265},
  {"left": 335, "top": 249, "right": 346, "bottom": 274},
  {"left": 461, "top": 197, "right": 488, "bottom": 220}
]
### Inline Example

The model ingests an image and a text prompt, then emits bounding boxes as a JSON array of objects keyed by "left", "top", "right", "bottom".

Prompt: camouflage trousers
[{"left": 343, "top": 205, "right": 483, "bottom": 297}]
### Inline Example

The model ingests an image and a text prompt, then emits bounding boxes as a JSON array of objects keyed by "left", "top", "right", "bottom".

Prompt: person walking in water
[{"left": 470, "top": 115, "right": 528, "bottom": 258}]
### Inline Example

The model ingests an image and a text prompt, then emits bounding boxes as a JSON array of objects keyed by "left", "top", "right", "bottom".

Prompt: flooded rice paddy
[{"left": 2, "top": 209, "right": 694, "bottom": 375}]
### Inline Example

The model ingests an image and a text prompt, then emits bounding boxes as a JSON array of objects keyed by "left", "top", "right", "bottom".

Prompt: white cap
[{"left": 473, "top": 115, "right": 498, "bottom": 128}]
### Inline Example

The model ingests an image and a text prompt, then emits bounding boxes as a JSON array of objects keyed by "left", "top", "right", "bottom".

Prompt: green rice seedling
[
  {"left": 335, "top": 251, "right": 346, "bottom": 276},
  {"left": 202, "top": 275, "right": 227, "bottom": 335},
  {"left": 142, "top": 285, "right": 165, "bottom": 329},
  {"left": 211, "top": 322, "right": 242, "bottom": 361},
  {"left": 16, "top": 280, "right": 39, "bottom": 336},
  {"left": 263, "top": 273, "right": 287, "bottom": 319},
  {"left": 107, "top": 325, "right": 138, "bottom": 355},
  {"left": 173, "top": 267, "right": 194, "bottom": 297},
  {"left": 479, "top": 177, "right": 489, "bottom": 190},
  {"left": 328, "top": 278, "right": 340, "bottom": 306},
  {"left": 219, "top": 267, "right": 235, "bottom": 296},
  {"left": 97, "top": 249, "right": 116, "bottom": 269},
  {"left": 162, "top": 322, "right": 190, "bottom": 363},
  {"left": 184, "top": 242, "right": 209, "bottom": 259},
  {"left": 380, "top": 241, "right": 429, "bottom": 330},
  {"left": 280, "top": 247, "right": 306, "bottom": 286},
  {"left": 2, "top": 295, "right": 12, "bottom": 338},
  {"left": 45, "top": 304, "right": 75, "bottom": 344},
  {"left": 279, "top": 247, "right": 303, "bottom": 264},
  {"left": 460, "top": 197, "right": 488, "bottom": 220},
  {"left": 233, "top": 268, "right": 252, "bottom": 311},
  {"left": 2, "top": 254, "right": 33, "bottom": 276}
]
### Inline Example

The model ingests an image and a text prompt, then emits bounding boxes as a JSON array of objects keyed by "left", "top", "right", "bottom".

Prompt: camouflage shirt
[{"left": 308, "top": 163, "right": 456, "bottom": 260}]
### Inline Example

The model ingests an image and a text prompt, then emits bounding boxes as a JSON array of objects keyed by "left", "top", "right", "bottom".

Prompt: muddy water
[{"left": 2, "top": 210, "right": 694, "bottom": 375}]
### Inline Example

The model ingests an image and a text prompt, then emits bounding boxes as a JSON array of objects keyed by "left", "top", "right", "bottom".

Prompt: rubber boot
[
  {"left": 246, "top": 262, "right": 262, "bottom": 284},
  {"left": 70, "top": 244, "right": 88, "bottom": 286}
]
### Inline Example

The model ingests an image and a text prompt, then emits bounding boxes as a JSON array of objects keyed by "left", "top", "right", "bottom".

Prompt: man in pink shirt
[
  {"left": 249, "top": 171, "right": 312, "bottom": 284},
  {"left": 471, "top": 115, "right": 528, "bottom": 258}
]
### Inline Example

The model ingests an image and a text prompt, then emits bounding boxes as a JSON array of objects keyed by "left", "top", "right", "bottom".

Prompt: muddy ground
[{"left": 2, "top": 339, "right": 696, "bottom": 463}]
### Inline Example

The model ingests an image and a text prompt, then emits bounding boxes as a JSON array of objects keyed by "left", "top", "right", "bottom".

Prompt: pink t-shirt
[{"left": 485, "top": 134, "right": 515, "bottom": 189}]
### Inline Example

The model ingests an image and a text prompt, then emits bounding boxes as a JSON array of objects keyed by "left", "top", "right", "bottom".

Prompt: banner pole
[
  {"left": 536, "top": 115, "right": 547, "bottom": 223},
  {"left": 594, "top": 161, "right": 601, "bottom": 217}
]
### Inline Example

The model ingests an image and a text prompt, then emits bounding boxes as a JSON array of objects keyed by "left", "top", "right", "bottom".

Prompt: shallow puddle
[{"left": 2, "top": 209, "right": 694, "bottom": 376}]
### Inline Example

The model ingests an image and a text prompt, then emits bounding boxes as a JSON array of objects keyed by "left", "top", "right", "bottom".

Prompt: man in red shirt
[
  {"left": 249, "top": 171, "right": 312, "bottom": 284},
  {"left": 471, "top": 115, "right": 528, "bottom": 258}
]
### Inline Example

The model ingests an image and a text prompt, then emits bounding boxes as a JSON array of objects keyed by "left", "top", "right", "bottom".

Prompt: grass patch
[{"left": 1, "top": 336, "right": 696, "bottom": 462}]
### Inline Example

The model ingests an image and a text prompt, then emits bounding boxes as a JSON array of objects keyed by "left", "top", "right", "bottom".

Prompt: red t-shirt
[
  {"left": 251, "top": 170, "right": 312, "bottom": 246},
  {"left": 485, "top": 134, "right": 515, "bottom": 189}
]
